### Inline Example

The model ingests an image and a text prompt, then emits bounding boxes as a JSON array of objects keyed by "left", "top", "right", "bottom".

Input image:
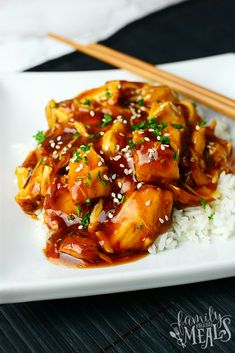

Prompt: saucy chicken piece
[
  {"left": 96, "top": 186, "right": 173, "bottom": 253},
  {"left": 59, "top": 235, "right": 101, "bottom": 264},
  {"left": 15, "top": 156, "right": 53, "bottom": 215},
  {"left": 68, "top": 144, "right": 111, "bottom": 203},
  {"left": 132, "top": 130, "right": 179, "bottom": 182}
]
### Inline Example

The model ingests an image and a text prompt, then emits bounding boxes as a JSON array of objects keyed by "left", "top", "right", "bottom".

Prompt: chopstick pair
[{"left": 48, "top": 33, "right": 235, "bottom": 120}]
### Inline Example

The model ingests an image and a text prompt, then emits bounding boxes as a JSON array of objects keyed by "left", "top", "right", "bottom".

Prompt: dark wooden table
[{"left": 1, "top": 1, "right": 235, "bottom": 352}]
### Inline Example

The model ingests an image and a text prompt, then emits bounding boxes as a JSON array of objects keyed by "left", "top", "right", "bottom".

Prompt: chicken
[
  {"left": 68, "top": 144, "right": 111, "bottom": 204},
  {"left": 96, "top": 186, "right": 173, "bottom": 253}
]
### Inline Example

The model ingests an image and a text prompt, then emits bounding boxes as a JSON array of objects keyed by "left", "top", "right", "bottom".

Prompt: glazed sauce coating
[{"left": 15, "top": 81, "right": 233, "bottom": 267}]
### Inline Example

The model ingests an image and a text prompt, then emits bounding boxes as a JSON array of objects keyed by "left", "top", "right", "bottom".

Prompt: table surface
[{"left": 1, "top": 0, "right": 235, "bottom": 352}]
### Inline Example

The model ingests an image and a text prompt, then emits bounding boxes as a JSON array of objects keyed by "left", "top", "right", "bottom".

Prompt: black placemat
[{"left": 2, "top": 0, "right": 235, "bottom": 352}]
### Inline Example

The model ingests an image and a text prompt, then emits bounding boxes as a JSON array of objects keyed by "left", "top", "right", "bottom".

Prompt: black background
[{"left": 1, "top": 0, "right": 235, "bottom": 352}]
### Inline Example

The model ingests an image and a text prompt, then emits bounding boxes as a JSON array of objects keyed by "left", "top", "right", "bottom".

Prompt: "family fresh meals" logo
[{"left": 169, "top": 306, "right": 232, "bottom": 349}]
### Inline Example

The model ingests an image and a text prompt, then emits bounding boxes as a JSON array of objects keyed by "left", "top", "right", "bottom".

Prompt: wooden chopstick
[{"left": 48, "top": 33, "right": 235, "bottom": 120}]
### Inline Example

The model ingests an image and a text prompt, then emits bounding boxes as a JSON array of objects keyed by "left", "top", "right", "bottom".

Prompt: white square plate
[{"left": 1, "top": 53, "right": 235, "bottom": 304}]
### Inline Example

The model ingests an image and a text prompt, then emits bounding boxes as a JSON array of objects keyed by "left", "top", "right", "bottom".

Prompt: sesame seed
[
  {"left": 165, "top": 215, "right": 169, "bottom": 221},
  {"left": 55, "top": 145, "right": 60, "bottom": 150},
  {"left": 124, "top": 169, "right": 129, "bottom": 175},
  {"left": 145, "top": 200, "right": 151, "bottom": 206},
  {"left": 50, "top": 142, "right": 55, "bottom": 148},
  {"left": 119, "top": 133, "right": 125, "bottom": 137},
  {"left": 157, "top": 136, "right": 161, "bottom": 141},
  {"left": 98, "top": 161, "right": 102, "bottom": 167},
  {"left": 75, "top": 166, "right": 81, "bottom": 172},
  {"left": 112, "top": 174, "right": 117, "bottom": 180},
  {"left": 137, "top": 182, "right": 143, "bottom": 189},
  {"left": 144, "top": 137, "right": 150, "bottom": 142},
  {"left": 148, "top": 128, "right": 154, "bottom": 132},
  {"left": 118, "top": 182, "right": 122, "bottom": 188},
  {"left": 127, "top": 157, "right": 132, "bottom": 162},
  {"left": 68, "top": 144, "right": 72, "bottom": 148},
  {"left": 78, "top": 225, "right": 83, "bottom": 229},
  {"left": 65, "top": 165, "right": 70, "bottom": 171},
  {"left": 100, "top": 131, "right": 104, "bottom": 136},
  {"left": 103, "top": 175, "right": 109, "bottom": 181},
  {"left": 120, "top": 164, "right": 125, "bottom": 168},
  {"left": 108, "top": 212, "right": 113, "bottom": 219},
  {"left": 123, "top": 120, "right": 127, "bottom": 124},
  {"left": 160, "top": 145, "right": 165, "bottom": 150},
  {"left": 115, "top": 144, "right": 120, "bottom": 151},
  {"left": 114, "top": 198, "right": 119, "bottom": 203},
  {"left": 57, "top": 136, "right": 62, "bottom": 141},
  {"left": 100, "top": 150, "right": 104, "bottom": 154},
  {"left": 128, "top": 169, "right": 132, "bottom": 174},
  {"left": 159, "top": 218, "right": 164, "bottom": 224},
  {"left": 195, "top": 125, "right": 200, "bottom": 131},
  {"left": 117, "top": 193, "right": 122, "bottom": 200},
  {"left": 111, "top": 192, "right": 116, "bottom": 198},
  {"left": 164, "top": 133, "right": 170, "bottom": 137},
  {"left": 113, "top": 155, "right": 121, "bottom": 161},
  {"left": 90, "top": 111, "right": 95, "bottom": 117}
]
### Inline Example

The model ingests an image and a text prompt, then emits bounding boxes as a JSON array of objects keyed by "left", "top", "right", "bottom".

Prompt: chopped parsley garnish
[
  {"left": 72, "top": 150, "right": 82, "bottom": 162},
  {"left": 192, "top": 102, "right": 197, "bottom": 108},
  {"left": 83, "top": 98, "right": 91, "bottom": 105},
  {"left": 87, "top": 172, "right": 91, "bottom": 180},
  {"left": 85, "top": 198, "right": 91, "bottom": 206},
  {"left": 131, "top": 120, "right": 146, "bottom": 131},
  {"left": 99, "top": 114, "right": 113, "bottom": 127},
  {"left": 137, "top": 98, "right": 144, "bottom": 106},
  {"left": 73, "top": 132, "right": 80, "bottom": 138},
  {"left": 138, "top": 224, "right": 143, "bottom": 229},
  {"left": 68, "top": 214, "right": 75, "bottom": 221},
  {"left": 120, "top": 195, "right": 126, "bottom": 204},
  {"left": 87, "top": 134, "right": 95, "bottom": 139},
  {"left": 160, "top": 136, "right": 170, "bottom": 144},
  {"left": 173, "top": 152, "right": 178, "bottom": 160},
  {"left": 84, "top": 155, "right": 89, "bottom": 165},
  {"left": 200, "top": 198, "right": 207, "bottom": 209},
  {"left": 77, "top": 205, "right": 82, "bottom": 217},
  {"left": 33, "top": 130, "right": 46, "bottom": 144},
  {"left": 98, "top": 170, "right": 108, "bottom": 186},
  {"left": 199, "top": 120, "right": 207, "bottom": 127},
  {"left": 172, "top": 124, "right": 185, "bottom": 129},
  {"left": 81, "top": 211, "right": 91, "bottom": 229},
  {"left": 84, "top": 182, "right": 90, "bottom": 187},
  {"left": 105, "top": 90, "right": 112, "bottom": 98},
  {"left": 129, "top": 139, "right": 136, "bottom": 149},
  {"left": 80, "top": 144, "right": 91, "bottom": 152},
  {"left": 131, "top": 118, "right": 167, "bottom": 140},
  {"left": 208, "top": 212, "right": 215, "bottom": 221}
]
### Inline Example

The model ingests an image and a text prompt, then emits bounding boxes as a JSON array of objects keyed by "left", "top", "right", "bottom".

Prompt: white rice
[{"left": 149, "top": 114, "right": 235, "bottom": 254}]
